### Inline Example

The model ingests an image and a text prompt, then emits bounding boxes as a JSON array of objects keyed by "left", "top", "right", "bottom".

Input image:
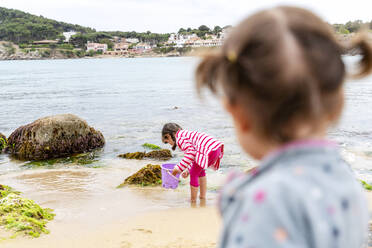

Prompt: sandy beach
[
  {"left": 119, "top": 207, "right": 220, "bottom": 248},
  {"left": 0, "top": 207, "right": 220, "bottom": 248},
  {"left": 1, "top": 189, "right": 370, "bottom": 248}
]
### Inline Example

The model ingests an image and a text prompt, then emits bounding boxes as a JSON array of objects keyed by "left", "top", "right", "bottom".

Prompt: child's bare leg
[
  {"left": 190, "top": 185, "right": 199, "bottom": 203},
  {"left": 199, "top": 176, "right": 207, "bottom": 200}
]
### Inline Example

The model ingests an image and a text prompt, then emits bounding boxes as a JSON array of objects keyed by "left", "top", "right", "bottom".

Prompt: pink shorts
[{"left": 189, "top": 147, "right": 222, "bottom": 187}]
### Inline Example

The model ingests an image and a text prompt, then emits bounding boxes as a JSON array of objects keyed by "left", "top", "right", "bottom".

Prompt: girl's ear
[{"left": 223, "top": 97, "right": 251, "bottom": 133}]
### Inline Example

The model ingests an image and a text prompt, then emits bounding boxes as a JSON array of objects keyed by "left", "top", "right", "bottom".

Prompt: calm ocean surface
[{"left": 0, "top": 56, "right": 371, "bottom": 183}]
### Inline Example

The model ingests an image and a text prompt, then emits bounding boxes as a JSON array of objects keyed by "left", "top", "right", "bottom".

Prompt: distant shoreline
[{"left": 0, "top": 34, "right": 366, "bottom": 61}]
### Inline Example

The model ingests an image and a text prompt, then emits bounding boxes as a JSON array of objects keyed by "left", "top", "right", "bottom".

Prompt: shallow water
[{"left": 0, "top": 56, "right": 371, "bottom": 245}]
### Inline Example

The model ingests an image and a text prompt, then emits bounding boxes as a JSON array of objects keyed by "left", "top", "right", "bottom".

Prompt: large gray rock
[{"left": 7, "top": 114, "right": 105, "bottom": 160}]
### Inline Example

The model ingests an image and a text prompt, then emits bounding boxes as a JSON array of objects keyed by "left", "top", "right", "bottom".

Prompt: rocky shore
[{"left": 1, "top": 33, "right": 367, "bottom": 61}]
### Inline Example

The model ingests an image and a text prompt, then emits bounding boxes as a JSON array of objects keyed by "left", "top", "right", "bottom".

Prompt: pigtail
[
  {"left": 348, "top": 32, "right": 372, "bottom": 78},
  {"left": 195, "top": 51, "right": 225, "bottom": 95}
]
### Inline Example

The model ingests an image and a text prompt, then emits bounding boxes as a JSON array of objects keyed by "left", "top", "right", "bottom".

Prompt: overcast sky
[{"left": 0, "top": 0, "right": 371, "bottom": 33}]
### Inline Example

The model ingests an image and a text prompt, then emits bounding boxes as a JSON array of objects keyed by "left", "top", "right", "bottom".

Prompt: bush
[
  {"left": 19, "top": 44, "right": 28, "bottom": 49},
  {"left": 3, "top": 42, "right": 16, "bottom": 55},
  {"left": 74, "top": 50, "right": 85, "bottom": 58},
  {"left": 86, "top": 50, "right": 95, "bottom": 57},
  {"left": 57, "top": 44, "right": 74, "bottom": 50},
  {"left": 41, "top": 49, "right": 51, "bottom": 58}
]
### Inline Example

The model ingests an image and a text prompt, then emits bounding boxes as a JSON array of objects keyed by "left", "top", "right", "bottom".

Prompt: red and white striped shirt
[{"left": 175, "top": 130, "right": 224, "bottom": 172}]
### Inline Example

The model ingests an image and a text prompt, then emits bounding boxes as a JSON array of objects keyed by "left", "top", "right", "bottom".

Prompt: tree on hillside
[
  {"left": 0, "top": 7, "right": 94, "bottom": 44},
  {"left": 178, "top": 28, "right": 186, "bottom": 34},
  {"left": 213, "top": 26, "right": 222, "bottom": 35},
  {"left": 345, "top": 20, "right": 363, "bottom": 33},
  {"left": 69, "top": 34, "right": 88, "bottom": 48},
  {"left": 100, "top": 38, "right": 114, "bottom": 50},
  {"left": 198, "top": 25, "right": 210, "bottom": 32}
]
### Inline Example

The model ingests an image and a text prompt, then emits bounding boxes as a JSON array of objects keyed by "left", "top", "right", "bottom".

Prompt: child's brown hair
[
  {"left": 196, "top": 6, "right": 372, "bottom": 143},
  {"left": 162, "top": 123, "right": 182, "bottom": 150}
]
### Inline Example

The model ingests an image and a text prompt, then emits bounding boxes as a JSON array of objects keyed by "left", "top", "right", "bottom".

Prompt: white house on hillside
[
  {"left": 86, "top": 43, "right": 108, "bottom": 52},
  {"left": 126, "top": 38, "right": 140, "bottom": 43},
  {"left": 63, "top": 31, "right": 77, "bottom": 42}
]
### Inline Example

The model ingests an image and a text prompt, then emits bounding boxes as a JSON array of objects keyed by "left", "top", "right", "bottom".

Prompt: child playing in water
[
  {"left": 196, "top": 6, "right": 372, "bottom": 248},
  {"left": 162, "top": 123, "right": 224, "bottom": 203}
]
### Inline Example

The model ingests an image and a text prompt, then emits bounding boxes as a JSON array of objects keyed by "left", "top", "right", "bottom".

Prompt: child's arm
[{"left": 173, "top": 137, "right": 196, "bottom": 173}]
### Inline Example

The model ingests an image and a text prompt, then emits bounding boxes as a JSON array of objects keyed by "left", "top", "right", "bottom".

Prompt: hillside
[{"left": 0, "top": 7, "right": 95, "bottom": 43}]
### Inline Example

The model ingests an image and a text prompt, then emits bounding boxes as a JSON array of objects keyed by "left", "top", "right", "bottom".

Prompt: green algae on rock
[
  {"left": 24, "top": 151, "right": 100, "bottom": 168},
  {"left": 6, "top": 114, "right": 105, "bottom": 161},
  {"left": 0, "top": 185, "right": 54, "bottom": 238},
  {"left": 0, "top": 133, "right": 6, "bottom": 153},
  {"left": 142, "top": 143, "right": 161, "bottom": 150},
  {"left": 118, "top": 164, "right": 162, "bottom": 187},
  {"left": 118, "top": 149, "right": 172, "bottom": 161}
]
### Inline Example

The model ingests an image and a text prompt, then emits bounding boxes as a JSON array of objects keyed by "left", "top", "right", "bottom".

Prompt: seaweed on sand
[
  {"left": 0, "top": 184, "right": 54, "bottom": 238},
  {"left": 361, "top": 180, "right": 372, "bottom": 191},
  {"left": 117, "top": 164, "right": 162, "bottom": 187}
]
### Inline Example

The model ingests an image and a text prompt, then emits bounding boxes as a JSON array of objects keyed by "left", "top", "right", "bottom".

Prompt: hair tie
[{"left": 227, "top": 51, "right": 237, "bottom": 63}]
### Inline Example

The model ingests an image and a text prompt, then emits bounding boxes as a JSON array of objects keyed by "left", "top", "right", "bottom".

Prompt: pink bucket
[{"left": 161, "top": 163, "right": 180, "bottom": 189}]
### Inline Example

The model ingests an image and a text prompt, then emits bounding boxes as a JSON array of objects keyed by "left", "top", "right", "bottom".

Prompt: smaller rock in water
[
  {"left": 145, "top": 149, "right": 172, "bottom": 160},
  {"left": 118, "top": 164, "right": 162, "bottom": 187},
  {"left": 118, "top": 152, "right": 146, "bottom": 159},
  {"left": 118, "top": 149, "right": 172, "bottom": 161}
]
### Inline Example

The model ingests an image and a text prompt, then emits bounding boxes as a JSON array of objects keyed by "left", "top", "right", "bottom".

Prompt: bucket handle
[{"left": 165, "top": 168, "right": 181, "bottom": 181}]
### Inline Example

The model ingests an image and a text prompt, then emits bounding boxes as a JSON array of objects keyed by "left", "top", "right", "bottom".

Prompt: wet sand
[
  {"left": 0, "top": 160, "right": 370, "bottom": 247},
  {"left": 0, "top": 158, "right": 220, "bottom": 247}
]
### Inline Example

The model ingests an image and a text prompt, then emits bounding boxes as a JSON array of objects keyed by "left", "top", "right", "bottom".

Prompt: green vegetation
[
  {"left": 0, "top": 134, "right": 7, "bottom": 151},
  {"left": 24, "top": 152, "right": 100, "bottom": 168},
  {"left": 177, "top": 25, "right": 228, "bottom": 38},
  {"left": 69, "top": 31, "right": 169, "bottom": 49},
  {"left": 117, "top": 164, "right": 162, "bottom": 187},
  {"left": 103, "top": 31, "right": 169, "bottom": 44},
  {"left": 153, "top": 46, "right": 192, "bottom": 55},
  {"left": 0, "top": 185, "right": 54, "bottom": 238},
  {"left": 142, "top": 143, "right": 161, "bottom": 150},
  {"left": 0, "top": 7, "right": 94, "bottom": 44},
  {"left": 40, "top": 49, "right": 50, "bottom": 58},
  {"left": 332, "top": 20, "right": 372, "bottom": 34},
  {"left": 2, "top": 42, "right": 15, "bottom": 55},
  {"left": 361, "top": 180, "right": 372, "bottom": 191}
]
